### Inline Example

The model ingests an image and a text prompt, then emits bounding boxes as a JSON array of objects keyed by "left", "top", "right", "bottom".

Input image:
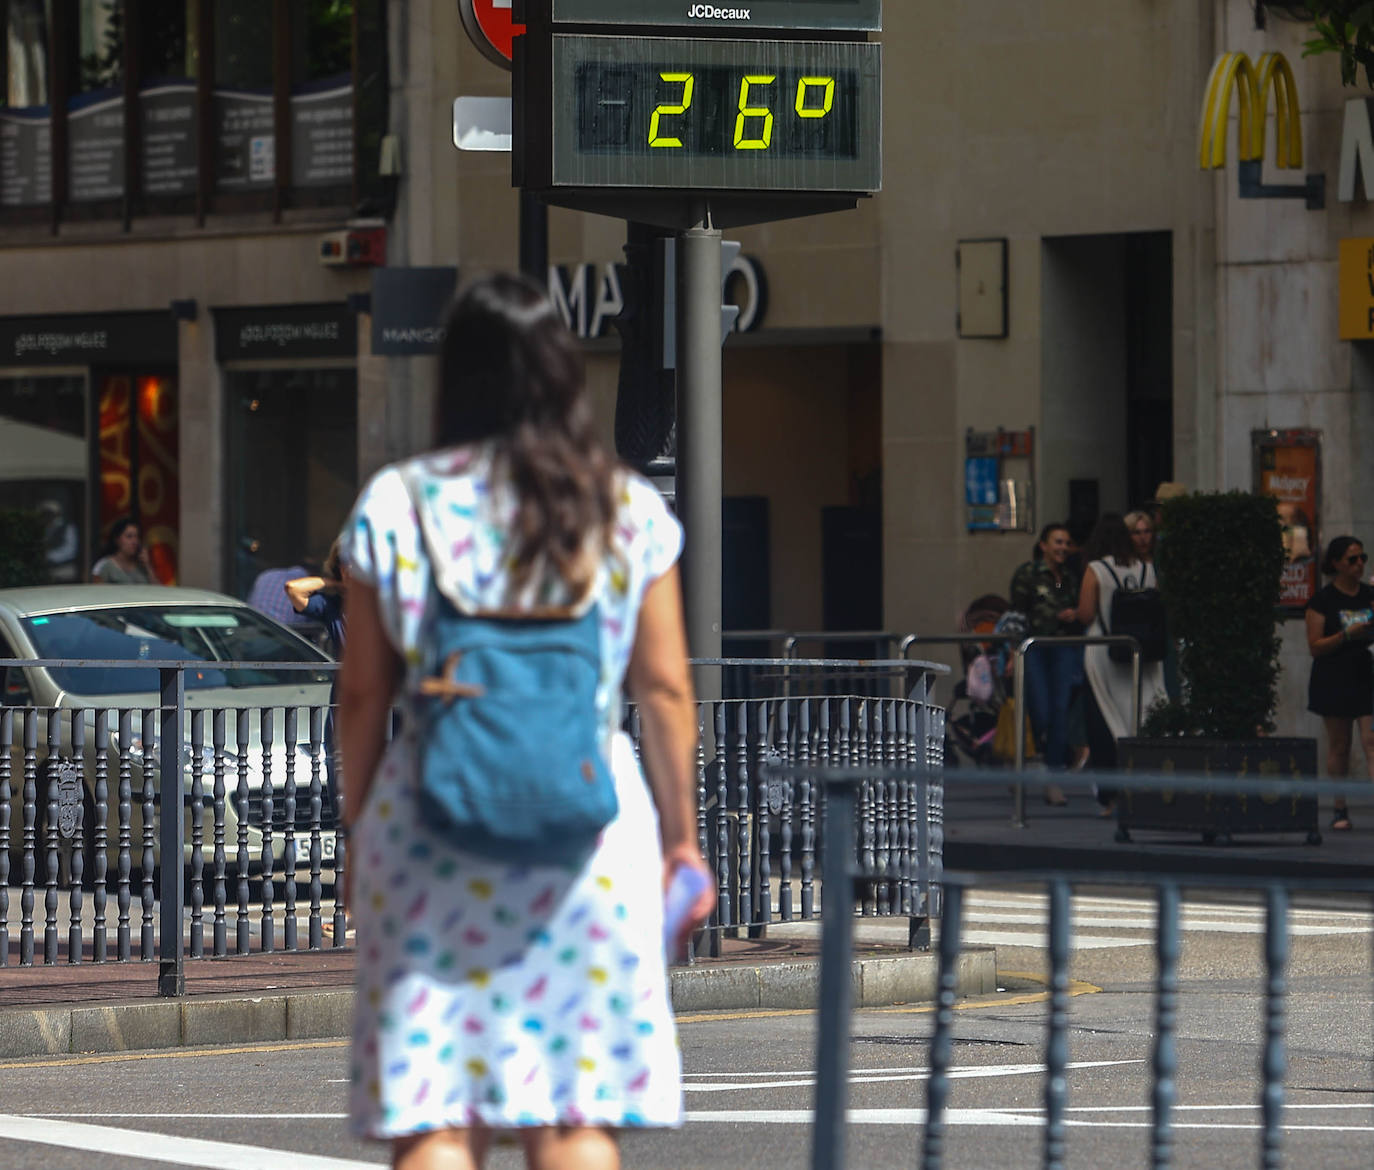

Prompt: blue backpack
[{"left": 405, "top": 478, "right": 617, "bottom": 866}]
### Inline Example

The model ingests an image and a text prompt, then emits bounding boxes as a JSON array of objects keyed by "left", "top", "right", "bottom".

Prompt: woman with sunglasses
[{"left": 1306, "top": 535, "right": 1374, "bottom": 830}]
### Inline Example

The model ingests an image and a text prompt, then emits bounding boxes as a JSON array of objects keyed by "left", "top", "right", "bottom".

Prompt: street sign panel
[
  {"left": 549, "top": 0, "right": 881, "bottom": 31},
  {"left": 460, "top": 0, "right": 525, "bottom": 68}
]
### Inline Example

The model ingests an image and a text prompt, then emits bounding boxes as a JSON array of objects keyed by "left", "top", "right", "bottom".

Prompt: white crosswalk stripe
[{"left": 952, "top": 890, "right": 1374, "bottom": 953}]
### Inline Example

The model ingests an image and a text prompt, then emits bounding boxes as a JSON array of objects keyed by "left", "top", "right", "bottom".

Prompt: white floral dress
[{"left": 341, "top": 444, "right": 685, "bottom": 1139}]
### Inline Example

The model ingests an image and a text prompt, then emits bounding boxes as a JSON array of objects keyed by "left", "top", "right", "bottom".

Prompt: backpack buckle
[{"left": 418, "top": 651, "right": 486, "bottom": 702}]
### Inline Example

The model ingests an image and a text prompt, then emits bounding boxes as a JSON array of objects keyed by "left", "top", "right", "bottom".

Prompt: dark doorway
[
  {"left": 226, "top": 366, "right": 357, "bottom": 597},
  {"left": 723, "top": 495, "right": 770, "bottom": 633},
  {"left": 822, "top": 504, "right": 882, "bottom": 659},
  {"left": 1041, "top": 231, "right": 1173, "bottom": 523}
]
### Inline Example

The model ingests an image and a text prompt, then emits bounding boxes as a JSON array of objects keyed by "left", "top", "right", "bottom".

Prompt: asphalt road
[{"left": 2, "top": 885, "right": 1371, "bottom": 1170}]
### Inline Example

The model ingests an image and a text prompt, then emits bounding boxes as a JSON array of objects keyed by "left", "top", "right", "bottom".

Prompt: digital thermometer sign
[
  {"left": 549, "top": 0, "right": 881, "bottom": 32},
  {"left": 525, "top": 35, "right": 881, "bottom": 192}
]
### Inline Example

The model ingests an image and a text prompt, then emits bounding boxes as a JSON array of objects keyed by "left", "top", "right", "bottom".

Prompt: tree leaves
[
  {"left": 1279, "top": 1, "right": 1374, "bottom": 87},
  {"left": 1141, "top": 492, "right": 1285, "bottom": 739}
]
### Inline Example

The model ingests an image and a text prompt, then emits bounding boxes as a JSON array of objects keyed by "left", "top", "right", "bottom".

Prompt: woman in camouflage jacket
[{"left": 1009, "top": 524, "right": 1083, "bottom": 803}]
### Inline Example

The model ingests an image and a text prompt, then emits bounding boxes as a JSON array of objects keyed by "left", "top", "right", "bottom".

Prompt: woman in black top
[{"left": 1306, "top": 535, "right": 1374, "bottom": 829}]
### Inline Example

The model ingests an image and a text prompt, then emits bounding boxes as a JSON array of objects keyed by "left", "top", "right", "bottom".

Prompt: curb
[{"left": 0, "top": 947, "right": 997, "bottom": 1060}]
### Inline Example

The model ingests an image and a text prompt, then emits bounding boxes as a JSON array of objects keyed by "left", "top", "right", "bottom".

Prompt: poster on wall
[
  {"left": 0, "top": 107, "right": 52, "bottom": 206},
  {"left": 214, "top": 89, "right": 274, "bottom": 190},
  {"left": 141, "top": 82, "right": 197, "bottom": 196},
  {"left": 1253, "top": 429, "right": 1320, "bottom": 611},
  {"left": 290, "top": 79, "right": 353, "bottom": 188},
  {"left": 68, "top": 91, "right": 125, "bottom": 202},
  {"left": 965, "top": 427, "right": 1035, "bottom": 532}
]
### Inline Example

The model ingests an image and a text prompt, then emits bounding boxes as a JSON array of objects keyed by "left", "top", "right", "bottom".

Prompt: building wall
[
  {"left": 878, "top": 0, "right": 1214, "bottom": 668},
  {"left": 8, "top": 0, "right": 1374, "bottom": 750}
]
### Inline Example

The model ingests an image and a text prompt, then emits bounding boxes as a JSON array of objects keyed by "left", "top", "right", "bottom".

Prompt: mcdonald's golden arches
[{"left": 1198, "top": 51, "right": 1304, "bottom": 171}]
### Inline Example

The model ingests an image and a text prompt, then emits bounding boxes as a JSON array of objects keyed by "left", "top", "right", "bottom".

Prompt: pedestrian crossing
[{"left": 952, "top": 889, "right": 1374, "bottom": 952}]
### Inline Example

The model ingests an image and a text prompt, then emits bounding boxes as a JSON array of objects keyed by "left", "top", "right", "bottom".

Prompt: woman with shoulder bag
[
  {"left": 1306, "top": 535, "right": 1374, "bottom": 831},
  {"left": 336, "top": 274, "right": 714, "bottom": 1170},
  {"left": 1076, "top": 514, "right": 1168, "bottom": 814}
]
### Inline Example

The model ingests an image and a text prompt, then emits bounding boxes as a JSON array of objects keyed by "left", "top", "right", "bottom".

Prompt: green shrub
[
  {"left": 0, "top": 509, "right": 50, "bottom": 589},
  {"left": 1141, "top": 491, "right": 1285, "bottom": 738}
]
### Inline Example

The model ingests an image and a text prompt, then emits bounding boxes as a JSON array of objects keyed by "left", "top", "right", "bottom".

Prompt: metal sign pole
[{"left": 676, "top": 213, "right": 723, "bottom": 701}]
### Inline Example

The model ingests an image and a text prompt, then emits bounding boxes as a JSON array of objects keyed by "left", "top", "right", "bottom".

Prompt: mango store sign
[{"left": 548, "top": 254, "right": 766, "bottom": 341}]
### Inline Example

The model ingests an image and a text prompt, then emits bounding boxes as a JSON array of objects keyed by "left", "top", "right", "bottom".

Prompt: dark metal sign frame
[{"left": 549, "top": 0, "right": 881, "bottom": 31}]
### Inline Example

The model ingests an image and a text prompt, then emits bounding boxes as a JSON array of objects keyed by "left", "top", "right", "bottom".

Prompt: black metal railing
[
  {"left": 629, "top": 660, "right": 947, "bottom": 954},
  {"left": 2, "top": 656, "right": 948, "bottom": 996},
  {"left": 795, "top": 763, "right": 1374, "bottom": 1170}
]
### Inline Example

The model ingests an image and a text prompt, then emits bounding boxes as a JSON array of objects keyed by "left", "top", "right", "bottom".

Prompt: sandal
[{"left": 1331, "top": 809, "right": 1354, "bottom": 831}]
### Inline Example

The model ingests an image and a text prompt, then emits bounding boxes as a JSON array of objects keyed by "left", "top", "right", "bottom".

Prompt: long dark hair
[
  {"left": 435, "top": 273, "right": 616, "bottom": 596},
  {"left": 1082, "top": 513, "right": 1135, "bottom": 567},
  {"left": 100, "top": 515, "right": 138, "bottom": 558},
  {"left": 1321, "top": 535, "right": 1364, "bottom": 575}
]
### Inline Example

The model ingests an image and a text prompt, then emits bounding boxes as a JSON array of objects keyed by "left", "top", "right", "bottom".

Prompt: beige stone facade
[{"left": 5, "top": 0, "right": 1374, "bottom": 746}]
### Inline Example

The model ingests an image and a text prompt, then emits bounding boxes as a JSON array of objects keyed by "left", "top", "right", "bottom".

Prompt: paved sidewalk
[
  {"left": 944, "top": 781, "right": 1374, "bottom": 880},
  {"left": 10, "top": 778, "right": 1360, "bottom": 1061}
]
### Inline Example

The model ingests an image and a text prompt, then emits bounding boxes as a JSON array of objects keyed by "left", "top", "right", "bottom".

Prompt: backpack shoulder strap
[{"left": 1098, "top": 559, "right": 1124, "bottom": 592}]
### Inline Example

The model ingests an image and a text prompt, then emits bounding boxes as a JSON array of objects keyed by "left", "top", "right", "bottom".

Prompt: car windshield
[{"left": 20, "top": 605, "right": 333, "bottom": 695}]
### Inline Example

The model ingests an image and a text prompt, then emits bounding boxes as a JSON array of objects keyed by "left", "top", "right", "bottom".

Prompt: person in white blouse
[{"left": 1076, "top": 513, "right": 1169, "bottom": 813}]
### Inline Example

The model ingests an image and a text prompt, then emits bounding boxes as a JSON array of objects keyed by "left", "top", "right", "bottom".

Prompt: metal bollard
[{"left": 810, "top": 776, "right": 858, "bottom": 1170}]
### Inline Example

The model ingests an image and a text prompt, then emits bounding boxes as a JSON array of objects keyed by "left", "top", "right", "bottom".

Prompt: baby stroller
[{"left": 944, "top": 594, "right": 1025, "bottom": 768}]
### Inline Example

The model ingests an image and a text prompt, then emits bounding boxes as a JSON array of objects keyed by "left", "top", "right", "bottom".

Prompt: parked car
[{"left": 0, "top": 585, "right": 337, "bottom": 884}]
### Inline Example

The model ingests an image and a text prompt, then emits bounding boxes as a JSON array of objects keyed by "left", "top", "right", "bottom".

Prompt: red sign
[
  {"left": 1255, "top": 431, "right": 1320, "bottom": 611},
  {"left": 459, "top": 0, "right": 524, "bottom": 69}
]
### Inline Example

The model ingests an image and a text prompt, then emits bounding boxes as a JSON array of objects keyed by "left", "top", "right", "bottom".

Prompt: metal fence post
[
  {"left": 158, "top": 667, "right": 186, "bottom": 997},
  {"left": 910, "top": 669, "right": 932, "bottom": 949},
  {"left": 1012, "top": 639, "right": 1030, "bottom": 827},
  {"left": 811, "top": 776, "right": 857, "bottom": 1170}
]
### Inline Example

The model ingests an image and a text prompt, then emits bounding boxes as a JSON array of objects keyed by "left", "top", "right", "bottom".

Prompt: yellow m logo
[{"left": 1198, "top": 51, "right": 1303, "bottom": 170}]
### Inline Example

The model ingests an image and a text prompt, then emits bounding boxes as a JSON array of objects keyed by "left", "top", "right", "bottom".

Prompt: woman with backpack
[
  {"left": 1076, "top": 513, "right": 1168, "bottom": 813},
  {"left": 336, "top": 274, "right": 715, "bottom": 1170},
  {"left": 1305, "top": 535, "right": 1374, "bottom": 831}
]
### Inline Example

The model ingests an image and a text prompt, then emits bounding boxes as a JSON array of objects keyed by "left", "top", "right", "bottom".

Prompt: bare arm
[
  {"left": 285, "top": 575, "right": 327, "bottom": 614},
  {"left": 337, "top": 580, "right": 403, "bottom": 829},
  {"left": 626, "top": 566, "right": 699, "bottom": 857},
  {"left": 1075, "top": 566, "right": 1099, "bottom": 629},
  {"left": 1305, "top": 606, "right": 1363, "bottom": 658},
  {"left": 625, "top": 566, "right": 714, "bottom": 937}
]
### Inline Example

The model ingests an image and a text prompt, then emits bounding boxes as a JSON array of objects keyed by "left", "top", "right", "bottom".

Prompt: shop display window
[
  {"left": 98, "top": 372, "right": 179, "bottom": 583},
  {"left": 1, "top": 1, "right": 54, "bottom": 210},
  {"left": 0, "top": 373, "right": 88, "bottom": 584},
  {"left": 0, "top": 0, "right": 384, "bottom": 226}
]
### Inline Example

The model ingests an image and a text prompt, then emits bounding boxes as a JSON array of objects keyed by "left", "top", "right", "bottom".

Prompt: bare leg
[
  {"left": 1323, "top": 715, "right": 1354, "bottom": 827},
  {"left": 521, "top": 1126, "right": 620, "bottom": 1170},
  {"left": 394, "top": 1128, "right": 490, "bottom": 1170},
  {"left": 1358, "top": 714, "right": 1374, "bottom": 782}
]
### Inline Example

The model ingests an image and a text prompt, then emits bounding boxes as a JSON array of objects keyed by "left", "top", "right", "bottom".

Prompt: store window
[
  {"left": 289, "top": 0, "right": 354, "bottom": 190},
  {"left": 68, "top": 0, "right": 124, "bottom": 205},
  {"left": 140, "top": 0, "right": 198, "bottom": 201},
  {"left": 214, "top": 0, "right": 274, "bottom": 192},
  {"left": 0, "top": 373, "right": 88, "bottom": 584},
  {"left": 1, "top": 0, "right": 54, "bottom": 208},
  {"left": 98, "top": 372, "right": 179, "bottom": 583},
  {"left": 0, "top": 0, "right": 383, "bottom": 222}
]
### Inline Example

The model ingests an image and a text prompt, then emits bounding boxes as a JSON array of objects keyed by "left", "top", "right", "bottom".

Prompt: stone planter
[{"left": 1114, "top": 737, "right": 1320, "bottom": 846}]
